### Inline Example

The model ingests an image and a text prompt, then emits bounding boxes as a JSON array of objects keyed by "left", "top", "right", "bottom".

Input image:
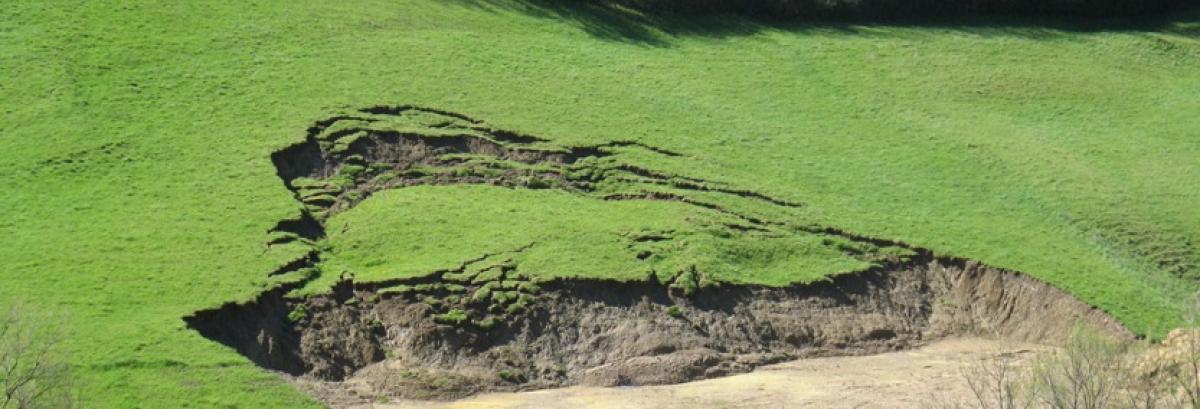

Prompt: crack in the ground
[{"left": 269, "top": 106, "right": 803, "bottom": 227}]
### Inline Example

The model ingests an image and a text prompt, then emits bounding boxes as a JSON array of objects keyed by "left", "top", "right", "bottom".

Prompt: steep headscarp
[{"left": 186, "top": 253, "right": 1129, "bottom": 403}]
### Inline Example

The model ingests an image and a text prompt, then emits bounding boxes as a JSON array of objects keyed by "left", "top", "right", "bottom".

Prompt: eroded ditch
[{"left": 185, "top": 106, "right": 1132, "bottom": 405}]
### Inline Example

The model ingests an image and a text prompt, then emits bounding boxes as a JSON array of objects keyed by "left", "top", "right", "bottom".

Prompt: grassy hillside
[{"left": 2, "top": 1, "right": 1199, "bottom": 407}]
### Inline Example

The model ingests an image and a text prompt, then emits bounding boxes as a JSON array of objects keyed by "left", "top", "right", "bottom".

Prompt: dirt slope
[{"left": 342, "top": 338, "right": 1048, "bottom": 409}]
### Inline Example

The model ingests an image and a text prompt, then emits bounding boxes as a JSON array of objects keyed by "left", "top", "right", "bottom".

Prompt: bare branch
[{"left": 0, "top": 301, "right": 78, "bottom": 409}]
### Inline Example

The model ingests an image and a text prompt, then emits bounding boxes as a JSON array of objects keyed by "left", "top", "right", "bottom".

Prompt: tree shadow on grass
[
  {"left": 445, "top": 0, "right": 759, "bottom": 46},
  {"left": 445, "top": 0, "right": 1200, "bottom": 46}
]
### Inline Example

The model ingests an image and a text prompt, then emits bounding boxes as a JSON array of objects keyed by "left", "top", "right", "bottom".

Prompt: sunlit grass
[{"left": 1, "top": 1, "right": 1198, "bottom": 406}]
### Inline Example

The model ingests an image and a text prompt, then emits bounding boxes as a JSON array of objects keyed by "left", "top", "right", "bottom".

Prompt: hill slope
[{"left": 2, "top": 1, "right": 1199, "bottom": 407}]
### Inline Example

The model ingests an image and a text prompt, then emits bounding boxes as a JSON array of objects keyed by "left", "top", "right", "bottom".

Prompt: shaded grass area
[
  {"left": 1, "top": 0, "right": 1198, "bottom": 407},
  {"left": 444, "top": 0, "right": 1200, "bottom": 45}
]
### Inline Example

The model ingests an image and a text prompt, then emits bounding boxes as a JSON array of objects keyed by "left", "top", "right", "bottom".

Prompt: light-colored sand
[{"left": 355, "top": 338, "right": 1047, "bottom": 409}]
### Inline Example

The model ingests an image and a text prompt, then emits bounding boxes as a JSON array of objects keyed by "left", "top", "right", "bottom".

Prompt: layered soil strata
[{"left": 186, "top": 254, "right": 1128, "bottom": 401}]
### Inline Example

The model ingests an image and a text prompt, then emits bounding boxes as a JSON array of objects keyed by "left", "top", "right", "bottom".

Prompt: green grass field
[{"left": 3, "top": 1, "right": 1200, "bottom": 407}]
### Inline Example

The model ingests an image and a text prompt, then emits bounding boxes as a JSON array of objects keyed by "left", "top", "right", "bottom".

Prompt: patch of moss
[
  {"left": 413, "top": 283, "right": 443, "bottom": 292},
  {"left": 671, "top": 269, "right": 700, "bottom": 295},
  {"left": 287, "top": 305, "right": 309, "bottom": 324},
  {"left": 422, "top": 296, "right": 442, "bottom": 308},
  {"left": 377, "top": 284, "right": 414, "bottom": 295},
  {"left": 327, "top": 174, "right": 356, "bottom": 189},
  {"left": 524, "top": 175, "right": 552, "bottom": 189},
  {"left": 339, "top": 164, "right": 367, "bottom": 178},
  {"left": 304, "top": 204, "right": 329, "bottom": 215},
  {"left": 433, "top": 309, "right": 469, "bottom": 325},
  {"left": 475, "top": 316, "right": 499, "bottom": 330},
  {"left": 498, "top": 280, "right": 524, "bottom": 290},
  {"left": 442, "top": 270, "right": 476, "bottom": 282},
  {"left": 290, "top": 177, "right": 330, "bottom": 189},
  {"left": 298, "top": 186, "right": 341, "bottom": 198},
  {"left": 516, "top": 281, "right": 540, "bottom": 293},
  {"left": 371, "top": 171, "right": 399, "bottom": 185},
  {"left": 301, "top": 194, "right": 338, "bottom": 206},
  {"left": 470, "top": 286, "right": 493, "bottom": 304},
  {"left": 491, "top": 290, "right": 518, "bottom": 305},
  {"left": 472, "top": 267, "right": 504, "bottom": 284},
  {"left": 505, "top": 302, "right": 526, "bottom": 315},
  {"left": 506, "top": 294, "right": 533, "bottom": 314}
]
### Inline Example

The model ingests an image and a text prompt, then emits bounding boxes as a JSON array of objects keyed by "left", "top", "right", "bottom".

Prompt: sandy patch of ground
[{"left": 353, "top": 338, "right": 1046, "bottom": 409}]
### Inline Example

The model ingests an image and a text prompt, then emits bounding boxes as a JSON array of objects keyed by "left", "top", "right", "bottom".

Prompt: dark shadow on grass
[
  {"left": 444, "top": 0, "right": 1200, "bottom": 46},
  {"left": 445, "top": 0, "right": 761, "bottom": 46}
]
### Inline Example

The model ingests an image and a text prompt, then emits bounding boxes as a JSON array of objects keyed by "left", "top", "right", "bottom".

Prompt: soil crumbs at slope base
[{"left": 344, "top": 338, "right": 1047, "bottom": 409}]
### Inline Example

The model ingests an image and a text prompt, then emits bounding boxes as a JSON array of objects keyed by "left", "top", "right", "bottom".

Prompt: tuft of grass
[
  {"left": 287, "top": 305, "right": 309, "bottom": 324},
  {"left": 497, "top": 369, "right": 524, "bottom": 383},
  {"left": 433, "top": 309, "right": 469, "bottom": 325}
]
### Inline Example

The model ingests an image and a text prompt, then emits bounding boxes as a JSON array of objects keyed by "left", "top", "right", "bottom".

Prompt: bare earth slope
[{"left": 348, "top": 338, "right": 1048, "bottom": 409}]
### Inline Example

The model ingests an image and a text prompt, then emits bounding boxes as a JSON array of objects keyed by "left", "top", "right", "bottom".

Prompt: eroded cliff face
[{"left": 187, "top": 255, "right": 1128, "bottom": 401}]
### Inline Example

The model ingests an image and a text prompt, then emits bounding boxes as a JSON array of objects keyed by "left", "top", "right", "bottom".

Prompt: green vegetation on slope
[
  {"left": 2, "top": 1, "right": 1199, "bottom": 407},
  {"left": 319, "top": 184, "right": 871, "bottom": 289}
]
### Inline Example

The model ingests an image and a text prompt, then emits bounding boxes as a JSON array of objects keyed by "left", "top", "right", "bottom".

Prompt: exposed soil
[
  {"left": 186, "top": 254, "right": 1129, "bottom": 405},
  {"left": 184, "top": 106, "right": 1133, "bottom": 407},
  {"left": 354, "top": 338, "right": 1049, "bottom": 409}
]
